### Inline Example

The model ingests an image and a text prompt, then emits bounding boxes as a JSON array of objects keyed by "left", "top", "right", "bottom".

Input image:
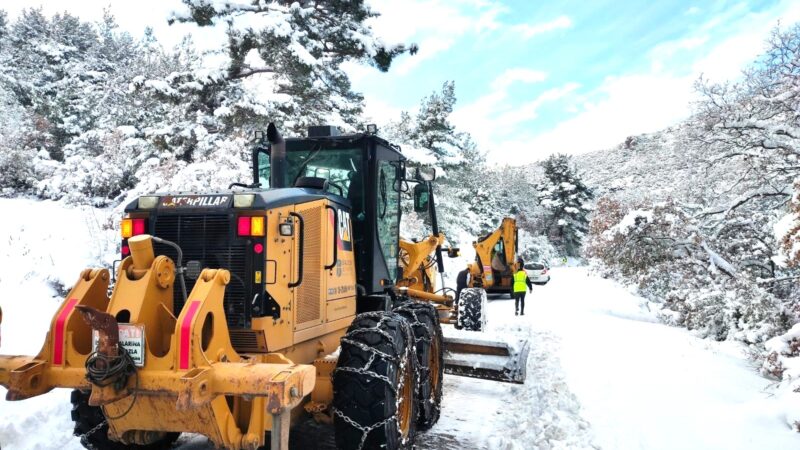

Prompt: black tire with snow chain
[
  {"left": 332, "top": 311, "right": 419, "bottom": 450},
  {"left": 457, "top": 287, "right": 487, "bottom": 331},
  {"left": 71, "top": 389, "right": 179, "bottom": 450},
  {"left": 393, "top": 301, "right": 444, "bottom": 431}
]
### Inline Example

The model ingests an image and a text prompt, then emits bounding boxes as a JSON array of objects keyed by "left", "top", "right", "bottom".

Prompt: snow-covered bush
[
  {"left": 582, "top": 25, "right": 800, "bottom": 381},
  {"left": 587, "top": 194, "right": 786, "bottom": 344},
  {"left": 586, "top": 198, "right": 687, "bottom": 278},
  {"left": 518, "top": 233, "right": 558, "bottom": 266}
]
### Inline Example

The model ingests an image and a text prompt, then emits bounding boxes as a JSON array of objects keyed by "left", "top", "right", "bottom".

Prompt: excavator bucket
[{"left": 443, "top": 336, "right": 530, "bottom": 384}]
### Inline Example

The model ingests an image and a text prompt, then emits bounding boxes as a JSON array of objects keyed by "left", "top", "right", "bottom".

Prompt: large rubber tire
[
  {"left": 71, "top": 389, "right": 179, "bottom": 450},
  {"left": 393, "top": 301, "right": 444, "bottom": 431},
  {"left": 457, "top": 288, "right": 487, "bottom": 331},
  {"left": 333, "top": 311, "right": 419, "bottom": 450}
]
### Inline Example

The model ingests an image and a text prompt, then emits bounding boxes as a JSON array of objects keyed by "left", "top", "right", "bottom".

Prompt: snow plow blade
[{"left": 443, "top": 336, "right": 530, "bottom": 384}]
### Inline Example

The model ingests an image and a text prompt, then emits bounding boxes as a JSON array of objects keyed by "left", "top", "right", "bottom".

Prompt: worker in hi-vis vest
[{"left": 513, "top": 259, "right": 533, "bottom": 316}]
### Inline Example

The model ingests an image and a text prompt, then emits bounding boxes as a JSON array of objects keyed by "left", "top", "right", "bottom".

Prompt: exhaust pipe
[{"left": 268, "top": 123, "right": 287, "bottom": 189}]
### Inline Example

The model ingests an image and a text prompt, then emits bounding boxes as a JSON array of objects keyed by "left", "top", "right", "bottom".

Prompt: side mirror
[{"left": 413, "top": 183, "right": 430, "bottom": 213}]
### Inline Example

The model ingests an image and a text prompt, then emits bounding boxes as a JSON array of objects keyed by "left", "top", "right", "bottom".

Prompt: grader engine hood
[{"left": 122, "top": 188, "right": 348, "bottom": 330}]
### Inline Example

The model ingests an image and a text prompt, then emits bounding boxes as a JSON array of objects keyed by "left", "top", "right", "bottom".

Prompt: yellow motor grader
[{"left": 0, "top": 124, "right": 525, "bottom": 450}]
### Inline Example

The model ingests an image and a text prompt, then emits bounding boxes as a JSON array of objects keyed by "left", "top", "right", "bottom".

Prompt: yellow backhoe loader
[
  {"left": 0, "top": 124, "right": 527, "bottom": 450},
  {"left": 467, "top": 217, "right": 521, "bottom": 296}
]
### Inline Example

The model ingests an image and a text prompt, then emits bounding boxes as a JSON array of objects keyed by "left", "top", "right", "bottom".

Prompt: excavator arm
[{"left": 468, "top": 217, "right": 520, "bottom": 290}]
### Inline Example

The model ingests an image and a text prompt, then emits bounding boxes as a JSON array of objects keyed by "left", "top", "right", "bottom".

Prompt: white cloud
[
  {"left": 487, "top": 0, "right": 800, "bottom": 165},
  {"left": 365, "top": 0, "right": 504, "bottom": 75},
  {"left": 363, "top": 98, "right": 405, "bottom": 127},
  {"left": 490, "top": 68, "right": 548, "bottom": 91},
  {"left": 502, "top": 74, "right": 695, "bottom": 163},
  {"left": 394, "top": 36, "right": 457, "bottom": 75},
  {"left": 494, "top": 83, "right": 580, "bottom": 128},
  {"left": 512, "top": 15, "right": 573, "bottom": 39},
  {"left": 452, "top": 69, "right": 580, "bottom": 156},
  {"left": 685, "top": 6, "right": 701, "bottom": 16}
]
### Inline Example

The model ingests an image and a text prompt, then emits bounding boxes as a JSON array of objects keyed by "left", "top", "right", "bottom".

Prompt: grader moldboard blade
[{"left": 443, "top": 336, "right": 530, "bottom": 384}]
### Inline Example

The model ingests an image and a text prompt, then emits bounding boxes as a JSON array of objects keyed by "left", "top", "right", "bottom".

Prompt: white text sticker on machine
[{"left": 92, "top": 324, "right": 146, "bottom": 367}]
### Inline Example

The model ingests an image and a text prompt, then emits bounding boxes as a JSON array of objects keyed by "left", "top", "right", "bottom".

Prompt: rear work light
[
  {"left": 121, "top": 218, "right": 146, "bottom": 238},
  {"left": 238, "top": 216, "right": 265, "bottom": 237}
]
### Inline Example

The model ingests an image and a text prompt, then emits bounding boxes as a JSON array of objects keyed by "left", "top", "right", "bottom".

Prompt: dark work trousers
[{"left": 514, "top": 291, "right": 526, "bottom": 314}]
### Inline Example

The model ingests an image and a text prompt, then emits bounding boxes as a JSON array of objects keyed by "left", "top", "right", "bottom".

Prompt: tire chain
[
  {"left": 332, "top": 311, "right": 416, "bottom": 450},
  {"left": 331, "top": 407, "right": 396, "bottom": 450},
  {"left": 393, "top": 302, "right": 433, "bottom": 392},
  {"left": 78, "top": 419, "right": 108, "bottom": 450}
]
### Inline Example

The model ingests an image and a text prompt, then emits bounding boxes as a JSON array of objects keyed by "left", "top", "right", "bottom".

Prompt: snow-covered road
[
  {"left": 0, "top": 199, "right": 797, "bottom": 449},
  {"left": 518, "top": 267, "right": 799, "bottom": 450}
]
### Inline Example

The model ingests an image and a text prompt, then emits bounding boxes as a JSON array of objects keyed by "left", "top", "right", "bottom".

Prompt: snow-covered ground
[
  {"left": 0, "top": 199, "right": 798, "bottom": 449},
  {"left": 524, "top": 267, "right": 799, "bottom": 450},
  {"left": 0, "top": 198, "right": 115, "bottom": 450}
]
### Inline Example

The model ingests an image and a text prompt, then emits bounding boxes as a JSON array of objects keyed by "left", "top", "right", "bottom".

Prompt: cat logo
[{"left": 329, "top": 208, "right": 353, "bottom": 252}]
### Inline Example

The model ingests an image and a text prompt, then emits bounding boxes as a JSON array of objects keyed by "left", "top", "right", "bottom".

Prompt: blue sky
[
  {"left": 5, "top": 0, "right": 800, "bottom": 164},
  {"left": 352, "top": 0, "right": 800, "bottom": 163}
]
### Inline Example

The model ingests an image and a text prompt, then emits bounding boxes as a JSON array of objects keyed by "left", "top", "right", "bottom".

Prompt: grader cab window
[
  {"left": 257, "top": 151, "right": 270, "bottom": 187},
  {"left": 287, "top": 148, "right": 361, "bottom": 196},
  {"left": 377, "top": 160, "right": 401, "bottom": 277}
]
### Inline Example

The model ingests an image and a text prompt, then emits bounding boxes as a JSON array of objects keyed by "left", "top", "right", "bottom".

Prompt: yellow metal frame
[
  {"left": 467, "top": 217, "right": 519, "bottom": 290},
  {"left": 0, "top": 236, "right": 315, "bottom": 450},
  {"left": 398, "top": 234, "right": 445, "bottom": 292}
]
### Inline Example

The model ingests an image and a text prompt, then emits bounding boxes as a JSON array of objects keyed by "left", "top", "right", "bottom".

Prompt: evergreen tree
[
  {"left": 0, "top": 10, "right": 7, "bottom": 40},
  {"left": 538, "top": 154, "right": 593, "bottom": 256},
  {"left": 383, "top": 81, "right": 489, "bottom": 238},
  {"left": 168, "top": 0, "right": 417, "bottom": 134},
  {"left": 412, "top": 81, "right": 457, "bottom": 160}
]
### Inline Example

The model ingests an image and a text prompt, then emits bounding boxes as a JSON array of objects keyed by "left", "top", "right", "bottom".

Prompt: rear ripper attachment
[{"left": 0, "top": 235, "right": 314, "bottom": 450}]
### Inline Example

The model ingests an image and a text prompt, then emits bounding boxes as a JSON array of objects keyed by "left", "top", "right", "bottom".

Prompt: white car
[{"left": 524, "top": 262, "right": 550, "bottom": 285}]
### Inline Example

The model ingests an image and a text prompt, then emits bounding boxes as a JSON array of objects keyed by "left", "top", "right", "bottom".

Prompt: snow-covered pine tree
[
  {"left": 382, "top": 81, "right": 489, "bottom": 239},
  {"left": 538, "top": 154, "right": 593, "bottom": 256},
  {"left": 168, "top": 0, "right": 417, "bottom": 134},
  {"left": 0, "top": 10, "right": 6, "bottom": 39}
]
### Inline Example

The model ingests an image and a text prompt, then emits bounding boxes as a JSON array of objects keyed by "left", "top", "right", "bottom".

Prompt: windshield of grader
[{"left": 257, "top": 146, "right": 364, "bottom": 216}]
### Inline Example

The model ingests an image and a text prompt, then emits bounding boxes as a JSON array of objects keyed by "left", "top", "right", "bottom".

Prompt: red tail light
[
  {"left": 237, "top": 217, "right": 251, "bottom": 236},
  {"left": 132, "top": 219, "right": 146, "bottom": 236},
  {"left": 121, "top": 218, "right": 147, "bottom": 238},
  {"left": 238, "top": 216, "right": 265, "bottom": 237}
]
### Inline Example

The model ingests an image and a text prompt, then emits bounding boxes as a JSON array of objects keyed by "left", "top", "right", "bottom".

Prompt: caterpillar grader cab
[{"left": 467, "top": 217, "right": 521, "bottom": 296}]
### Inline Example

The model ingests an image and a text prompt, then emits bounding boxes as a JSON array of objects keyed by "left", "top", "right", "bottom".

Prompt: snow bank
[
  {"left": 0, "top": 198, "right": 116, "bottom": 449},
  {"left": 536, "top": 267, "right": 800, "bottom": 449}
]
